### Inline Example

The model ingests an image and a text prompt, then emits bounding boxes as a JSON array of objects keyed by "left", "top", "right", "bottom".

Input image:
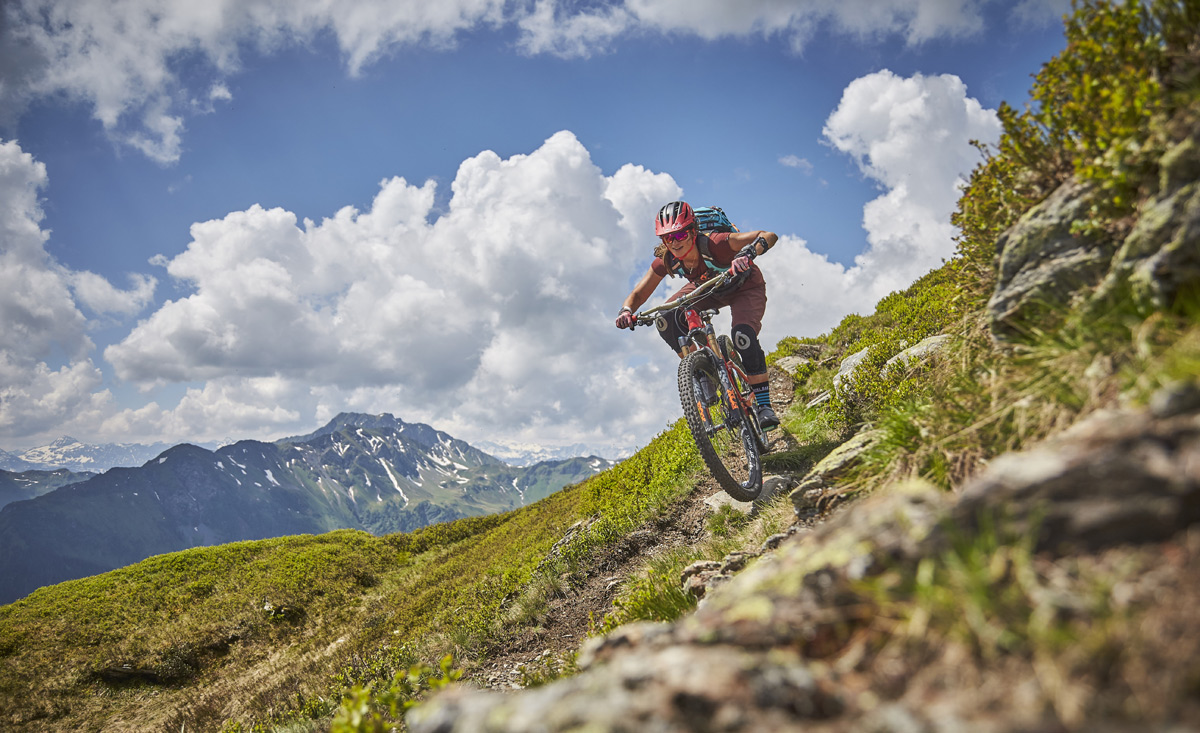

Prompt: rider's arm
[
  {"left": 621, "top": 267, "right": 666, "bottom": 313},
  {"left": 728, "top": 230, "right": 779, "bottom": 258}
]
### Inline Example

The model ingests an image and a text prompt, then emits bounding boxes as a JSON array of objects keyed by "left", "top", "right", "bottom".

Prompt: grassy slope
[{"left": 0, "top": 423, "right": 701, "bottom": 731}]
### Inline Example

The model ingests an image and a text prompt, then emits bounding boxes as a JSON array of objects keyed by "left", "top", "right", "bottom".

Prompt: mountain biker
[{"left": 615, "top": 200, "right": 781, "bottom": 430}]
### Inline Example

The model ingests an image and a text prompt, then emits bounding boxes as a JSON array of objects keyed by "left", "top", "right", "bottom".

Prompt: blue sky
[{"left": 0, "top": 0, "right": 1070, "bottom": 456}]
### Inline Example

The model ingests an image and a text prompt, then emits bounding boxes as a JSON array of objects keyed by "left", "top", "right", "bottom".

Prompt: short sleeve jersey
[{"left": 650, "top": 232, "right": 742, "bottom": 284}]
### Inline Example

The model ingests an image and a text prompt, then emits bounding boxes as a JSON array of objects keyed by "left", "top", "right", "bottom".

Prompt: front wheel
[{"left": 678, "top": 351, "right": 763, "bottom": 502}]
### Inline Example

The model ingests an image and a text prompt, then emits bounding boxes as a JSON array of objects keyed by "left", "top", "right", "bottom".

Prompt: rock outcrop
[
  {"left": 992, "top": 135, "right": 1200, "bottom": 343},
  {"left": 987, "top": 180, "right": 1117, "bottom": 340}
]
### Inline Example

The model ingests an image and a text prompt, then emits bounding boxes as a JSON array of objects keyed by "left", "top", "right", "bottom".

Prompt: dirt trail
[
  {"left": 468, "top": 367, "right": 800, "bottom": 690},
  {"left": 469, "top": 474, "right": 720, "bottom": 690}
]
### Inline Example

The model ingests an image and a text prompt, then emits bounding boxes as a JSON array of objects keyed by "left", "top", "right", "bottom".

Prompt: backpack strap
[{"left": 664, "top": 236, "right": 728, "bottom": 281}]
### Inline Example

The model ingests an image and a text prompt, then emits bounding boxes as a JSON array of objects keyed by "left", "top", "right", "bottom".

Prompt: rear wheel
[{"left": 678, "top": 351, "right": 763, "bottom": 502}]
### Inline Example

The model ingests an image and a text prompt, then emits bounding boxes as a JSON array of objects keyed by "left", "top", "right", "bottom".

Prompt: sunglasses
[{"left": 662, "top": 230, "right": 691, "bottom": 243}]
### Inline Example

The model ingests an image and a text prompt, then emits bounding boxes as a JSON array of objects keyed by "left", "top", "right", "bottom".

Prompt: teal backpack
[{"left": 693, "top": 206, "right": 738, "bottom": 234}]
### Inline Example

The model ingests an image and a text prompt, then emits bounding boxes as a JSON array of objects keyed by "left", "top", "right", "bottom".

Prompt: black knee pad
[
  {"left": 731, "top": 324, "right": 766, "bottom": 375},
  {"left": 656, "top": 310, "right": 686, "bottom": 350}
]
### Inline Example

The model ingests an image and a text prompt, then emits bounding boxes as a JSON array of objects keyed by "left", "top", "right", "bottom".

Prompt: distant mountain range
[
  {"left": 0, "top": 413, "right": 613, "bottom": 605},
  {"left": 474, "top": 439, "right": 634, "bottom": 466},
  {"left": 1, "top": 432, "right": 631, "bottom": 472},
  {"left": 0, "top": 437, "right": 178, "bottom": 473}
]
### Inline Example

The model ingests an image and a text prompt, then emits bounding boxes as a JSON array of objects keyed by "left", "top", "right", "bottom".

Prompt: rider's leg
[
  {"left": 657, "top": 285, "right": 699, "bottom": 357},
  {"left": 657, "top": 300, "right": 716, "bottom": 402},
  {"left": 732, "top": 325, "right": 779, "bottom": 430},
  {"left": 655, "top": 308, "right": 689, "bottom": 356},
  {"left": 724, "top": 279, "right": 779, "bottom": 430}
]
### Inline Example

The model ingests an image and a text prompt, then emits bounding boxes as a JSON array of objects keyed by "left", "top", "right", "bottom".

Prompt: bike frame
[
  {"left": 680, "top": 308, "right": 754, "bottom": 431},
  {"left": 635, "top": 274, "right": 763, "bottom": 440}
]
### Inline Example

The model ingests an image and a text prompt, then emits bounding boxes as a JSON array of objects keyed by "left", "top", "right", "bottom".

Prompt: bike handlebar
[{"left": 633, "top": 271, "right": 733, "bottom": 326}]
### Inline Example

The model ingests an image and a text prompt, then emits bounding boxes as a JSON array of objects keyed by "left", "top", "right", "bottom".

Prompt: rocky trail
[
  {"left": 469, "top": 369, "right": 807, "bottom": 691},
  {"left": 414, "top": 377, "right": 1200, "bottom": 732}
]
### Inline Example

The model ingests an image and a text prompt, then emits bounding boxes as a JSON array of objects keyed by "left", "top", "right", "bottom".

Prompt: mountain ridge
[{"left": 0, "top": 413, "right": 613, "bottom": 604}]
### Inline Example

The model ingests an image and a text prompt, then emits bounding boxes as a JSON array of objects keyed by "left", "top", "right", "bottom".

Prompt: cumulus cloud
[
  {"left": 822, "top": 70, "right": 1001, "bottom": 293},
  {"left": 2, "top": 0, "right": 1020, "bottom": 164},
  {"left": 518, "top": 0, "right": 1009, "bottom": 57},
  {"left": 755, "top": 70, "right": 1001, "bottom": 350},
  {"left": 0, "top": 139, "right": 152, "bottom": 442},
  {"left": 0, "top": 140, "right": 89, "bottom": 362},
  {"left": 101, "top": 131, "right": 682, "bottom": 447},
  {"left": 70, "top": 272, "right": 157, "bottom": 316}
]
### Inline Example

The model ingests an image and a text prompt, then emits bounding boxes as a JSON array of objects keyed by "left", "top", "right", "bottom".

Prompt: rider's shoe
[{"left": 756, "top": 404, "right": 780, "bottom": 430}]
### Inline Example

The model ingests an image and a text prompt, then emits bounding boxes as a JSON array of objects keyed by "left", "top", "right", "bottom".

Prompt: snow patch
[{"left": 378, "top": 459, "right": 410, "bottom": 507}]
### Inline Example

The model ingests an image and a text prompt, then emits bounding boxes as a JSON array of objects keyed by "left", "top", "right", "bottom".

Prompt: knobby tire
[{"left": 677, "top": 350, "right": 763, "bottom": 502}]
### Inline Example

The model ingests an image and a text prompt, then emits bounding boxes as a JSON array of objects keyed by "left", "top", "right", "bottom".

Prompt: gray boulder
[
  {"left": 774, "top": 355, "right": 812, "bottom": 376},
  {"left": 788, "top": 427, "right": 882, "bottom": 514},
  {"left": 831, "top": 347, "right": 870, "bottom": 394},
  {"left": 883, "top": 334, "right": 953, "bottom": 372},
  {"left": 1094, "top": 177, "right": 1200, "bottom": 312},
  {"left": 951, "top": 399, "right": 1200, "bottom": 556},
  {"left": 988, "top": 180, "right": 1117, "bottom": 342}
]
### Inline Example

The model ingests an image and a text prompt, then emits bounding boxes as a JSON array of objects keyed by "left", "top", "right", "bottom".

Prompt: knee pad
[
  {"left": 731, "top": 324, "right": 766, "bottom": 375},
  {"left": 656, "top": 311, "right": 685, "bottom": 349}
]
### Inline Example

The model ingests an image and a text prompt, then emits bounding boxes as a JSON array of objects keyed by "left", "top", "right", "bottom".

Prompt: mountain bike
[{"left": 632, "top": 273, "right": 770, "bottom": 501}]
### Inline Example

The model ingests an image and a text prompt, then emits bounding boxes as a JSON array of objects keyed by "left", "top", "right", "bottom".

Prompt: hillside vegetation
[
  {"left": 0, "top": 424, "right": 703, "bottom": 731},
  {"left": 1, "top": 1, "right": 1198, "bottom": 731},
  {"left": 0, "top": 414, "right": 612, "bottom": 605}
]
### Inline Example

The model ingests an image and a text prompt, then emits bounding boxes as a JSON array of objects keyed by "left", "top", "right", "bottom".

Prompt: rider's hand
[
  {"left": 615, "top": 308, "right": 635, "bottom": 330},
  {"left": 732, "top": 242, "right": 760, "bottom": 275}
]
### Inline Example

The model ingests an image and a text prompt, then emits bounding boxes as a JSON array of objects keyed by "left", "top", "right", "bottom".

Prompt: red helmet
[{"left": 655, "top": 201, "right": 694, "bottom": 236}]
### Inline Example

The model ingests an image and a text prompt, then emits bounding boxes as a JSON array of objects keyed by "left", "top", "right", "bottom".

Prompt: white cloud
[
  {"left": 0, "top": 139, "right": 149, "bottom": 442},
  {"left": 2, "top": 0, "right": 1020, "bottom": 164},
  {"left": 0, "top": 140, "right": 89, "bottom": 362},
  {"left": 70, "top": 271, "right": 157, "bottom": 316},
  {"left": 779, "top": 155, "right": 813, "bottom": 172},
  {"left": 820, "top": 70, "right": 1001, "bottom": 296},
  {"left": 754, "top": 70, "right": 1001, "bottom": 351},
  {"left": 209, "top": 83, "right": 233, "bottom": 103},
  {"left": 517, "top": 0, "right": 634, "bottom": 58},
  {"left": 0, "top": 0, "right": 508, "bottom": 163},
  {"left": 100, "top": 131, "right": 681, "bottom": 447},
  {"left": 518, "top": 0, "right": 1004, "bottom": 57}
]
